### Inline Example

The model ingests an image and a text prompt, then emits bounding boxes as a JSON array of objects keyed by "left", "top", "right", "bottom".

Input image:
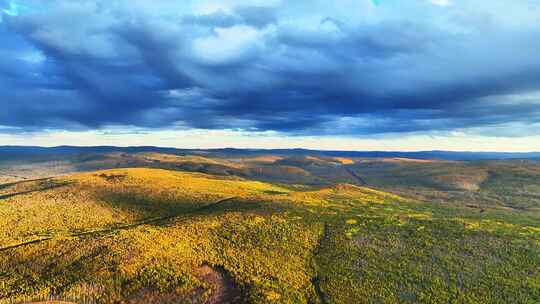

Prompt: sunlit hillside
[{"left": 1, "top": 168, "right": 539, "bottom": 303}]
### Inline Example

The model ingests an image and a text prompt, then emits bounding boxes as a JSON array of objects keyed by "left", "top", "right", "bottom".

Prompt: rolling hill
[
  {"left": 1, "top": 168, "right": 539, "bottom": 303},
  {"left": 1, "top": 146, "right": 540, "bottom": 162}
]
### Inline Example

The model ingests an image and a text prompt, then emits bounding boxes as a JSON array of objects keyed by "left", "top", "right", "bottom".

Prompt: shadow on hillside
[
  {"left": 194, "top": 197, "right": 270, "bottom": 214},
  {"left": 87, "top": 189, "right": 196, "bottom": 220},
  {"left": 3, "top": 244, "right": 247, "bottom": 304},
  {"left": 1, "top": 240, "right": 112, "bottom": 303},
  {"left": 87, "top": 184, "right": 275, "bottom": 230},
  {"left": 0, "top": 180, "right": 72, "bottom": 201}
]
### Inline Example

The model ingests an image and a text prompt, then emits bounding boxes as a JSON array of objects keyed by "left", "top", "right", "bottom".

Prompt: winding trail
[
  {"left": 0, "top": 197, "right": 238, "bottom": 253},
  {"left": 311, "top": 223, "right": 330, "bottom": 304}
]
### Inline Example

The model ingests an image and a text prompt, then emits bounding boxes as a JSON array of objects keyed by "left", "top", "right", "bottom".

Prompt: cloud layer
[{"left": 1, "top": 0, "right": 540, "bottom": 136}]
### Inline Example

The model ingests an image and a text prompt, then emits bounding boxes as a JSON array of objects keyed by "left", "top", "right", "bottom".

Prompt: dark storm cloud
[{"left": 1, "top": 0, "right": 540, "bottom": 136}]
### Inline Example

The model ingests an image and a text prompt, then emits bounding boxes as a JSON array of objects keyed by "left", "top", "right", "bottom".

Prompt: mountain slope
[{"left": 0, "top": 168, "right": 539, "bottom": 303}]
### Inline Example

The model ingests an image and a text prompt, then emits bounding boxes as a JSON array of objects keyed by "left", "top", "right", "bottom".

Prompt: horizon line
[{"left": 1, "top": 145, "right": 539, "bottom": 154}]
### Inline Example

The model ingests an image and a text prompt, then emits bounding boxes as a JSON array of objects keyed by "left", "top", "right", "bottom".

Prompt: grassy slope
[
  {"left": 0, "top": 168, "right": 538, "bottom": 303},
  {"left": 349, "top": 160, "right": 540, "bottom": 212}
]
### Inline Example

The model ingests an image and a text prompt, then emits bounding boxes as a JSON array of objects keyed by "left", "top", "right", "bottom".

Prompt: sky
[{"left": 1, "top": 0, "right": 540, "bottom": 151}]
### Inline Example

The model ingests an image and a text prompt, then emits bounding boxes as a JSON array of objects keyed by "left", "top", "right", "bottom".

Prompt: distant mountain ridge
[{"left": 1, "top": 145, "right": 539, "bottom": 161}]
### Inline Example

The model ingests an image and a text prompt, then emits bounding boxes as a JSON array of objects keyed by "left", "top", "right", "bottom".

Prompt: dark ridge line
[
  {"left": 196, "top": 196, "right": 238, "bottom": 211},
  {"left": 0, "top": 177, "right": 52, "bottom": 190},
  {"left": 0, "top": 183, "right": 71, "bottom": 201},
  {"left": 0, "top": 196, "right": 238, "bottom": 253},
  {"left": 344, "top": 167, "right": 368, "bottom": 186}
]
